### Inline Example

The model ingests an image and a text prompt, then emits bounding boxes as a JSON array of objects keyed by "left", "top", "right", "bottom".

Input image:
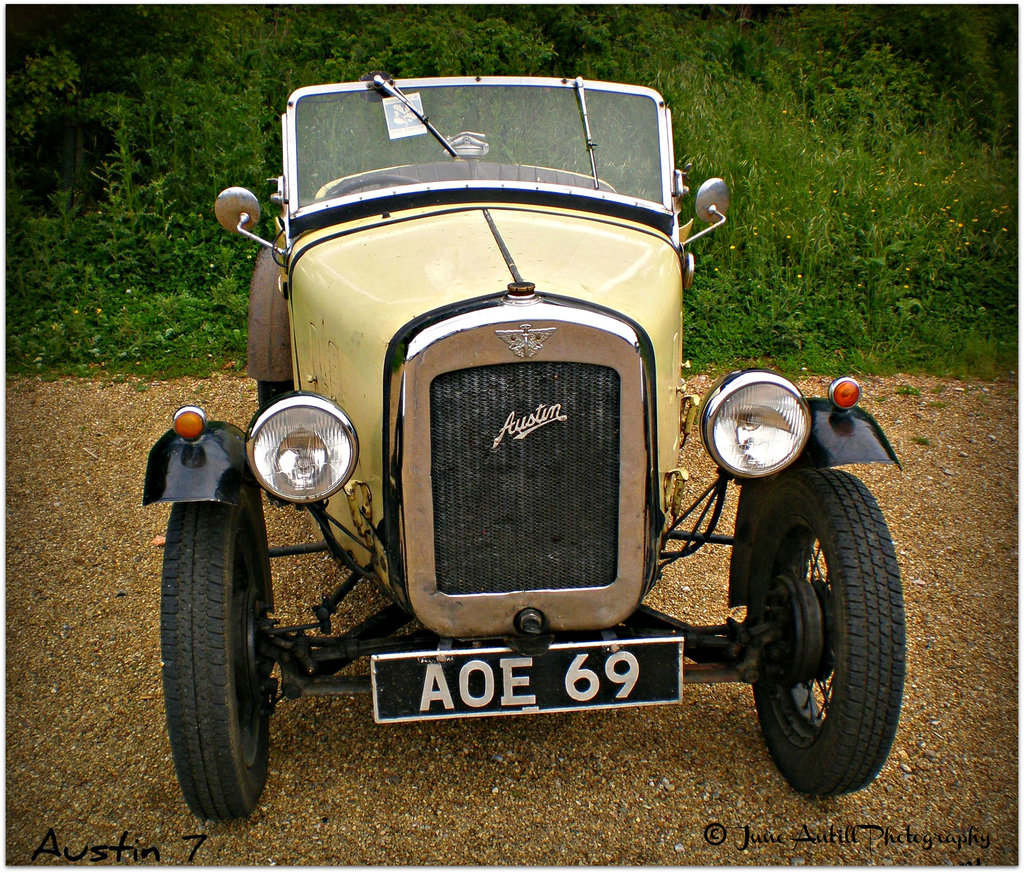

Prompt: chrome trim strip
[
  {"left": 292, "top": 180, "right": 673, "bottom": 226},
  {"left": 280, "top": 111, "right": 292, "bottom": 247},
  {"left": 405, "top": 302, "right": 640, "bottom": 360},
  {"left": 371, "top": 635, "right": 683, "bottom": 661},
  {"left": 289, "top": 203, "right": 679, "bottom": 279},
  {"left": 289, "top": 186, "right": 676, "bottom": 239},
  {"left": 388, "top": 298, "right": 653, "bottom": 638},
  {"left": 288, "top": 75, "right": 666, "bottom": 102}
]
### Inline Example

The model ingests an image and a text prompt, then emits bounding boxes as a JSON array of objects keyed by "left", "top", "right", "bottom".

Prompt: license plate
[{"left": 371, "top": 637, "right": 682, "bottom": 723}]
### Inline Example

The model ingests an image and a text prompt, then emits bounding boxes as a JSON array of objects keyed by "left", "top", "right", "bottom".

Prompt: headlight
[
  {"left": 699, "top": 371, "right": 810, "bottom": 478},
  {"left": 246, "top": 394, "right": 358, "bottom": 502}
]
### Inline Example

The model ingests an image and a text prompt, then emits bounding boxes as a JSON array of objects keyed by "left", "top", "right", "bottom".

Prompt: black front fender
[
  {"left": 802, "top": 398, "right": 900, "bottom": 470},
  {"left": 142, "top": 422, "right": 248, "bottom": 506}
]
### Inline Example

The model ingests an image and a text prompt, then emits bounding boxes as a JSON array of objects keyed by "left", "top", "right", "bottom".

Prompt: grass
[{"left": 672, "top": 69, "right": 1017, "bottom": 377}]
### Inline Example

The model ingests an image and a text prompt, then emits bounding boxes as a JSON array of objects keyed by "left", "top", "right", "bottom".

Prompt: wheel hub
[
  {"left": 252, "top": 599, "right": 279, "bottom": 715},
  {"left": 763, "top": 571, "right": 825, "bottom": 687}
]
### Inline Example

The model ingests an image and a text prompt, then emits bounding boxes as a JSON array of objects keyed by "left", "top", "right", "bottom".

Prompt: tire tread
[
  {"left": 160, "top": 493, "right": 270, "bottom": 820},
  {"left": 752, "top": 468, "right": 906, "bottom": 796}
]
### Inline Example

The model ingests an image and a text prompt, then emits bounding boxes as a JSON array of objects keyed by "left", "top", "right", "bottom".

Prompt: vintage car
[{"left": 144, "top": 74, "right": 906, "bottom": 821}]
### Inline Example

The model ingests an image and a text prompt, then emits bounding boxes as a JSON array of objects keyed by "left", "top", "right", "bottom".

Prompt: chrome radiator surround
[{"left": 383, "top": 294, "right": 659, "bottom": 638}]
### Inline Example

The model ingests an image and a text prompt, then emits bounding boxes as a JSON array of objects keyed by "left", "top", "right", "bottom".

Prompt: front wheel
[
  {"left": 160, "top": 486, "right": 274, "bottom": 820},
  {"left": 746, "top": 468, "right": 905, "bottom": 796}
]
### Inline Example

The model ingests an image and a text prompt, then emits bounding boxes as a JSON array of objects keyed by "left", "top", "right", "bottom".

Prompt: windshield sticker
[{"left": 382, "top": 94, "right": 427, "bottom": 140}]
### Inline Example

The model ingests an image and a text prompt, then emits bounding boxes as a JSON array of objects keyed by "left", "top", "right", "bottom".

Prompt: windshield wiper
[
  {"left": 573, "top": 77, "right": 601, "bottom": 190},
  {"left": 371, "top": 74, "right": 459, "bottom": 158}
]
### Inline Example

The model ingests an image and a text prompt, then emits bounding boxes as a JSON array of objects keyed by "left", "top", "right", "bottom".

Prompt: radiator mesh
[{"left": 429, "top": 362, "right": 620, "bottom": 595}]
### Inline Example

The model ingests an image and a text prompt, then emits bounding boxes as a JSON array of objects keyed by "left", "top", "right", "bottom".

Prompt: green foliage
[
  {"left": 785, "top": 5, "right": 1018, "bottom": 149},
  {"left": 6, "top": 47, "right": 80, "bottom": 144},
  {"left": 5, "top": 5, "right": 1017, "bottom": 378}
]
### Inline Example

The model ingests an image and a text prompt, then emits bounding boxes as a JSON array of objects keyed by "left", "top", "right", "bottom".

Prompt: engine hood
[
  {"left": 289, "top": 203, "right": 682, "bottom": 308},
  {"left": 286, "top": 202, "right": 684, "bottom": 523}
]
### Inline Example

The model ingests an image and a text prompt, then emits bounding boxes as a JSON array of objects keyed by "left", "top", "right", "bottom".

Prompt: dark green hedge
[{"left": 6, "top": 5, "right": 1017, "bottom": 377}]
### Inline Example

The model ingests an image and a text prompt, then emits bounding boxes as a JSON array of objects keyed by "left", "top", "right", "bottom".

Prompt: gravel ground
[{"left": 6, "top": 372, "right": 1018, "bottom": 866}]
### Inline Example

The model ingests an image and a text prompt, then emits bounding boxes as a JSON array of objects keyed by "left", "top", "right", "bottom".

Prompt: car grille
[{"left": 429, "top": 361, "right": 620, "bottom": 595}]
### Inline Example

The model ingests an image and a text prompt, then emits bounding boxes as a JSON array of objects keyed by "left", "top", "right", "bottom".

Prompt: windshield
[{"left": 289, "top": 79, "right": 667, "bottom": 210}]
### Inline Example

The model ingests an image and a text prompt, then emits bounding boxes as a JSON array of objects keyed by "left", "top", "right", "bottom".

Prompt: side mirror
[
  {"left": 214, "top": 187, "right": 279, "bottom": 254},
  {"left": 215, "top": 187, "right": 261, "bottom": 234},
  {"left": 694, "top": 177, "right": 730, "bottom": 224}
]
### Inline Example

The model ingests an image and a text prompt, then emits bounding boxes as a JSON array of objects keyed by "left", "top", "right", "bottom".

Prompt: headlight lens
[
  {"left": 246, "top": 394, "right": 358, "bottom": 502},
  {"left": 700, "top": 371, "right": 810, "bottom": 478}
]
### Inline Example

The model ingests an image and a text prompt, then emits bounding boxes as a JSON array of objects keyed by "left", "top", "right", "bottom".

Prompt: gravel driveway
[{"left": 6, "top": 372, "right": 1017, "bottom": 865}]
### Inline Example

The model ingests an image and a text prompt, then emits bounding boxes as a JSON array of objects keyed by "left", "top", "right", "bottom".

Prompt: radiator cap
[{"left": 506, "top": 281, "right": 537, "bottom": 300}]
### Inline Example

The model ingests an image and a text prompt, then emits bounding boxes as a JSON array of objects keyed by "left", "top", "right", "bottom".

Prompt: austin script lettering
[{"left": 491, "top": 403, "right": 568, "bottom": 449}]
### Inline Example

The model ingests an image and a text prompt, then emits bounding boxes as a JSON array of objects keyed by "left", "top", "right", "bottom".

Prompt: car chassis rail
[
  {"left": 260, "top": 602, "right": 766, "bottom": 702},
  {"left": 255, "top": 473, "right": 774, "bottom": 708}
]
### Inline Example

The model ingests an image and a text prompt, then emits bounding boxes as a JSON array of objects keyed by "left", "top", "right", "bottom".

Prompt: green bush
[{"left": 6, "top": 5, "right": 1017, "bottom": 378}]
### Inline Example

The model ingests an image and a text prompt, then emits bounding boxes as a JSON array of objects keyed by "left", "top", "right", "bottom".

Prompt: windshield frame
[{"left": 282, "top": 76, "right": 675, "bottom": 234}]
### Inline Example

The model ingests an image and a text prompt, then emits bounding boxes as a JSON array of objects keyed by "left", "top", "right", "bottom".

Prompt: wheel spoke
[
  {"left": 767, "top": 537, "right": 835, "bottom": 735},
  {"left": 809, "top": 689, "right": 822, "bottom": 722},
  {"left": 809, "top": 541, "right": 826, "bottom": 588},
  {"left": 807, "top": 538, "right": 837, "bottom": 685},
  {"left": 815, "top": 677, "right": 832, "bottom": 717}
]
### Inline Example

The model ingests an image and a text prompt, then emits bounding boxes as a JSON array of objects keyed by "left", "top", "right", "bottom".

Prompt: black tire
[
  {"left": 747, "top": 468, "right": 905, "bottom": 796},
  {"left": 161, "top": 486, "right": 273, "bottom": 820},
  {"left": 257, "top": 379, "right": 293, "bottom": 408}
]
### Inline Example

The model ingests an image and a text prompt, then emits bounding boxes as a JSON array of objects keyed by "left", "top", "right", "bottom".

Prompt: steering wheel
[{"left": 322, "top": 173, "right": 421, "bottom": 198}]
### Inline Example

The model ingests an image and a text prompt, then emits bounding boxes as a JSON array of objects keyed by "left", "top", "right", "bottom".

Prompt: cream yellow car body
[{"left": 288, "top": 203, "right": 690, "bottom": 560}]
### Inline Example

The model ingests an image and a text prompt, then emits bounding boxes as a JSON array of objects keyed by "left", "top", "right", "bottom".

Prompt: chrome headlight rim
[
  {"left": 246, "top": 392, "right": 359, "bottom": 503},
  {"left": 699, "top": 369, "right": 811, "bottom": 479}
]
